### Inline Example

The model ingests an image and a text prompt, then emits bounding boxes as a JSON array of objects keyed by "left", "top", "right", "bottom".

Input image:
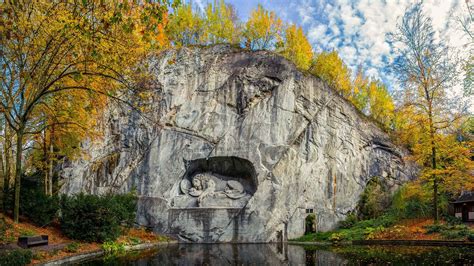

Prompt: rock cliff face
[{"left": 59, "top": 45, "right": 417, "bottom": 243}]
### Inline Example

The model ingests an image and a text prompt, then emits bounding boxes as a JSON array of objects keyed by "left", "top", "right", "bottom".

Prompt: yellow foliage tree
[
  {"left": 351, "top": 67, "right": 369, "bottom": 112},
  {"left": 243, "top": 4, "right": 282, "bottom": 50},
  {"left": 411, "top": 130, "right": 474, "bottom": 196},
  {"left": 367, "top": 81, "right": 395, "bottom": 129},
  {"left": 389, "top": 3, "right": 467, "bottom": 221},
  {"left": 167, "top": 3, "right": 204, "bottom": 46},
  {"left": 204, "top": 0, "right": 240, "bottom": 45},
  {"left": 30, "top": 88, "right": 106, "bottom": 195},
  {"left": 279, "top": 24, "right": 313, "bottom": 70},
  {"left": 310, "top": 51, "right": 351, "bottom": 97}
]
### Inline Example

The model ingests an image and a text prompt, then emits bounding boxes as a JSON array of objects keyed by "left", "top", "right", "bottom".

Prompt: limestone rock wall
[{"left": 59, "top": 45, "right": 417, "bottom": 242}]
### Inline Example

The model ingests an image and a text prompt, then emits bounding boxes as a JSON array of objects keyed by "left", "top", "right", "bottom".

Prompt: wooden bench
[{"left": 18, "top": 235, "right": 48, "bottom": 248}]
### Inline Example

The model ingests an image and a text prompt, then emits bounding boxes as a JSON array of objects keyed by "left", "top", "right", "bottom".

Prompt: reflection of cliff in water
[
  {"left": 83, "top": 244, "right": 474, "bottom": 265},
  {"left": 149, "top": 244, "right": 347, "bottom": 265},
  {"left": 85, "top": 244, "right": 348, "bottom": 266}
]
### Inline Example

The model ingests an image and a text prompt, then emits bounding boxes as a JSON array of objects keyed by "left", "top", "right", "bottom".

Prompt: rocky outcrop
[{"left": 59, "top": 45, "right": 417, "bottom": 243}]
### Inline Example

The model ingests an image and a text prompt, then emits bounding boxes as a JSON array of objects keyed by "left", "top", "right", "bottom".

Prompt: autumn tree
[
  {"left": 243, "top": 4, "right": 282, "bottom": 50},
  {"left": 367, "top": 80, "right": 395, "bottom": 129},
  {"left": 167, "top": 3, "right": 204, "bottom": 46},
  {"left": 0, "top": 114, "right": 14, "bottom": 215},
  {"left": 0, "top": 0, "right": 173, "bottom": 223},
  {"left": 388, "top": 3, "right": 467, "bottom": 222},
  {"left": 29, "top": 89, "right": 106, "bottom": 196},
  {"left": 279, "top": 24, "right": 313, "bottom": 70},
  {"left": 310, "top": 51, "right": 352, "bottom": 97},
  {"left": 0, "top": 117, "right": 5, "bottom": 217},
  {"left": 351, "top": 67, "right": 370, "bottom": 112},
  {"left": 432, "top": 133, "right": 474, "bottom": 195},
  {"left": 203, "top": 0, "right": 240, "bottom": 45}
]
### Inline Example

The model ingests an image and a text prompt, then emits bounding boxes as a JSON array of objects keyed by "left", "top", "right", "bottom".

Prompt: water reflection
[{"left": 83, "top": 243, "right": 474, "bottom": 266}]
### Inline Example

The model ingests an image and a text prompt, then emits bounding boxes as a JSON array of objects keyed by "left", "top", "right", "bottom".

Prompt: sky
[{"left": 190, "top": 0, "right": 472, "bottom": 108}]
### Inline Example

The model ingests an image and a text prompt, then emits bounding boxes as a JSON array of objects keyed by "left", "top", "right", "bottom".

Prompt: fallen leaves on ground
[
  {"left": 372, "top": 218, "right": 442, "bottom": 240},
  {"left": 0, "top": 216, "right": 167, "bottom": 265}
]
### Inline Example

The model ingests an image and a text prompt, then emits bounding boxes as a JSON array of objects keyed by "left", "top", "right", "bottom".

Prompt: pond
[{"left": 81, "top": 243, "right": 474, "bottom": 265}]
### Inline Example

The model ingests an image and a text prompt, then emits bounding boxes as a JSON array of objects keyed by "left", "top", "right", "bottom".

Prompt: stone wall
[{"left": 59, "top": 45, "right": 417, "bottom": 242}]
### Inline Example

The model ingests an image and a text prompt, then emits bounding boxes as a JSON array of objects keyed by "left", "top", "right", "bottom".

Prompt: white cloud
[
  {"left": 308, "top": 24, "right": 328, "bottom": 43},
  {"left": 339, "top": 4, "right": 362, "bottom": 35},
  {"left": 296, "top": 0, "right": 317, "bottom": 25},
  {"left": 339, "top": 45, "right": 357, "bottom": 64}
]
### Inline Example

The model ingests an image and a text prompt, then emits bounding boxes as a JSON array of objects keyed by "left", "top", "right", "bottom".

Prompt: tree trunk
[
  {"left": 43, "top": 128, "right": 48, "bottom": 195},
  {"left": 428, "top": 103, "right": 438, "bottom": 223},
  {"left": 0, "top": 133, "right": 4, "bottom": 218},
  {"left": 48, "top": 141, "right": 53, "bottom": 195},
  {"left": 13, "top": 127, "right": 24, "bottom": 223},
  {"left": 3, "top": 124, "right": 11, "bottom": 213}
]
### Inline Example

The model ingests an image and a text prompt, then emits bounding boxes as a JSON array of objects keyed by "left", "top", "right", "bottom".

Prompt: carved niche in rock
[{"left": 171, "top": 157, "right": 256, "bottom": 208}]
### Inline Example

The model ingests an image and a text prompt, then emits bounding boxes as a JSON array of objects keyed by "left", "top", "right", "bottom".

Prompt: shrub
[
  {"left": 128, "top": 236, "right": 141, "bottom": 245},
  {"left": 102, "top": 241, "right": 126, "bottom": 255},
  {"left": 442, "top": 230, "right": 464, "bottom": 240},
  {"left": 468, "top": 233, "right": 474, "bottom": 242},
  {"left": 20, "top": 188, "right": 59, "bottom": 226},
  {"left": 0, "top": 249, "right": 33, "bottom": 266},
  {"left": 59, "top": 192, "right": 137, "bottom": 243},
  {"left": 339, "top": 213, "right": 358, "bottom": 229},
  {"left": 425, "top": 224, "right": 444, "bottom": 234},
  {"left": 108, "top": 192, "right": 138, "bottom": 228},
  {"left": 353, "top": 214, "right": 397, "bottom": 229},
  {"left": 425, "top": 223, "right": 470, "bottom": 240},
  {"left": 329, "top": 232, "right": 345, "bottom": 245},
  {"left": 442, "top": 225, "right": 470, "bottom": 239},
  {"left": 443, "top": 215, "right": 463, "bottom": 226},
  {"left": 64, "top": 242, "right": 80, "bottom": 253},
  {"left": 358, "top": 177, "right": 391, "bottom": 220},
  {"left": 390, "top": 182, "right": 432, "bottom": 219},
  {"left": 19, "top": 229, "right": 36, "bottom": 237},
  {"left": 363, "top": 226, "right": 385, "bottom": 240},
  {"left": 305, "top": 214, "right": 316, "bottom": 234}
]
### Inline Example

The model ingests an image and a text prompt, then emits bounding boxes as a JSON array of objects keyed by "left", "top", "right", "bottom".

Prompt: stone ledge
[
  {"left": 39, "top": 250, "right": 104, "bottom": 266},
  {"left": 352, "top": 240, "right": 474, "bottom": 247},
  {"left": 169, "top": 207, "right": 244, "bottom": 210},
  {"left": 288, "top": 241, "right": 349, "bottom": 246},
  {"left": 38, "top": 241, "right": 178, "bottom": 266}
]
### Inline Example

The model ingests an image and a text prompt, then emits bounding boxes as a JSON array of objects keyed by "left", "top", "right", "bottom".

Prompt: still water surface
[{"left": 82, "top": 243, "right": 474, "bottom": 265}]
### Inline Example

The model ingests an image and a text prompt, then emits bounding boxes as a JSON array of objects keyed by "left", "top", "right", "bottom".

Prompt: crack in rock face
[{"left": 58, "top": 45, "right": 417, "bottom": 243}]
